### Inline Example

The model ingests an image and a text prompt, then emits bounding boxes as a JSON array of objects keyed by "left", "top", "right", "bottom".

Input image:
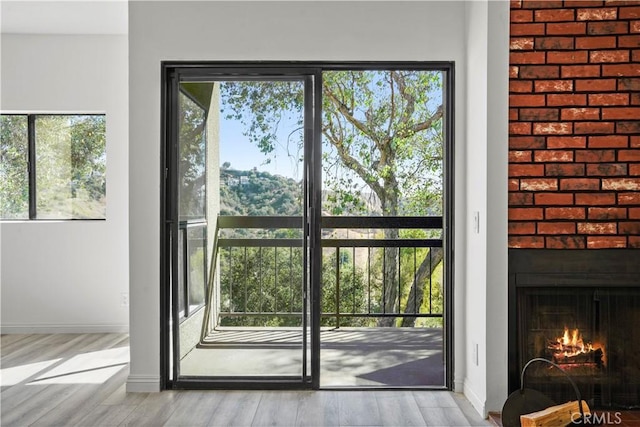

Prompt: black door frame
[{"left": 160, "top": 61, "right": 455, "bottom": 391}]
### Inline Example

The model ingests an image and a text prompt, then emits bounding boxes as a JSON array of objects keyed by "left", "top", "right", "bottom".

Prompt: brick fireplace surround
[{"left": 509, "top": 0, "right": 640, "bottom": 249}]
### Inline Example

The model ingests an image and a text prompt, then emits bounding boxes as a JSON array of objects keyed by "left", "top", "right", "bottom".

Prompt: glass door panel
[
  {"left": 171, "top": 76, "right": 311, "bottom": 383},
  {"left": 319, "top": 69, "right": 447, "bottom": 387}
]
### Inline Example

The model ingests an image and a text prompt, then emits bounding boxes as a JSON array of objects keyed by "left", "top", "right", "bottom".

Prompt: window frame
[{"left": 0, "top": 112, "right": 107, "bottom": 221}]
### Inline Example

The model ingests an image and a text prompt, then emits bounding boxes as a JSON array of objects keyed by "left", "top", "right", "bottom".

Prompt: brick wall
[{"left": 508, "top": 0, "right": 640, "bottom": 249}]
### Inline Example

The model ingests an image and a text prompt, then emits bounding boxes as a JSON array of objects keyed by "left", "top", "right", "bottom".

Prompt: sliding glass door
[{"left": 161, "top": 63, "right": 453, "bottom": 390}]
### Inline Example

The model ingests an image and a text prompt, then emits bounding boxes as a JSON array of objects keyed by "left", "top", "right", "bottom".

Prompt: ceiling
[{"left": 1, "top": 1, "right": 128, "bottom": 35}]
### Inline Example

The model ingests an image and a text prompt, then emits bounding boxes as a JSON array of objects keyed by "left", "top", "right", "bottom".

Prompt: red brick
[
  {"left": 575, "top": 36, "right": 617, "bottom": 49},
  {"left": 509, "top": 192, "right": 534, "bottom": 205},
  {"left": 535, "top": 37, "right": 575, "bottom": 50},
  {"left": 619, "top": 149, "right": 640, "bottom": 161},
  {"left": 509, "top": 164, "right": 545, "bottom": 176},
  {"left": 577, "top": 7, "right": 618, "bottom": 20},
  {"left": 629, "top": 207, "right": 640, "bottom": 218},
  {"left": 509, "top": 207, "right": 544, "bottom": 220},
  {"left": 601, "top": 107, "right": 640, "bottom": 119},
  {"left": 510, "top": 136, "right": 546, "bottom": 149},
  {"left": 574, "top": 121, "right": 615, "bottom": 134},
  {"left": 511, "top": 37, "right": 535, "bottom": 50},
  {"left": 509, "top": 236, "right": 545, "bottom": 248},
  {"left": 535, "top": 193, "right": 574, "bottom": 205},
  {"left": 588, "top": 135, "right": 629, "bottom": 147},
  {"left": 510, "top": 51, "right": 547, "bottom": 64},
  {"left": 587, "top": 21, "right": 629, "bottom": 35},
  {"left": 547, "top": 236, "right": 586, "bottom": 249},
  {"left": 548, "top": 22, "right": 587, "bottom": 35},
  {"left": 564, "top": 1, "right": 605, "bottom": 6},
  {"left": 534, "top": 80, "right": 573, "bottom": 92},
  {"left": 620, "top": 6, "right": 640, "bottom": 19},
  {"left": 617, "top": 121, "right": 640, "bottom": 133},
  {"left": 575, "top": 79, "right": 617, "bottom": 91},
  {"left": 578, "top": 222, "right": 617, "bottom": 234},
  {"left": 534, "top": 150, "right": 574, "bottom": 162},
  {"left": 533, "top": 122, "right": 573, "bottom": 134},
  {"left": 630, "top": 236, "right": 640, "bottom": 248},
  {"left": 587, "top": 163, "right": 628, "bottom": 175},
  {"left": 509, "top": 150, "right": 532, "bottom": 162},
  {"left": 539, "top": 222, "right": 577, "bottom": 234},
  {"left": 632, "top": 136, "right": 640, "bottom": 148},
  {"left": 510, "top": 122, "right": 533, "bottom": 135},
  {"left": 603, "top": 64, "right": 640, "bottom": 76},
  {"left": 511, "top": 9, "right": 534, "bottom": 22},
  {"left": 561, "top": 107, "right": 601, "bottom": 120},
  {"left": 575, "top": 192, "right": 616, "bottom": 205},
  {"left": 520, "top": 108, "right": 559, "bottom": 121},
  {"left": 510, "top": 66, "right": 519, "bottom": 78},
  {"left": 602, "top": 178, "right": 640, "bottom": 190},
  {"left": 575, "top": 149, "right": 616, "bottom": 162},
  {"left": 590, "top": 50, "right": 630, "bottom": 63},
  {"left": 605, "top": 0, "right": 640, "bottom": 5},
  {"left": 547, "top": 136, "right": 587, "bottom": 148},
  {"left": 547, "top": 94, "right": 587, "bottom": 106},
  {"left": 511, "top": 23, "right": 546, "bottom": 36},
  {"left": 632, "top": 20, "right": 640, "bottom": 33},
  {"left": 509, "top": 179, "right": 520, "bottom": 191},
  {"left": 588, "top": 207, "right": 627, "bottom": 219},
  {"left": 546, "top": 163, "right": 586, "bottom": 176},
  {"left": 523, "top": 0, "right": 564, "bottom": 7},
  {"left": 619, "top": 221, "right": 640, "bottom": 234},
  {"left": 521, "top": 178, "right": 559, "bottom": 191},
  {"left": 510, "top": 80, "right": 533, "bottom": 93},
  {"left": 546, "top": 207, "right": 586, "bottom": 219},
  {"left": 619, "top": 78, "right": 640, "bottom": 90},
  {"left": 588, "top": 93, "right": 629, "bottom": 105},
  {"left": 587, "top": 236, "right": 627, "bottom": 248},
  {"left": 630, "top": 164, "right": 640, "bottom": 175},
  {"left": 509, "top": 222, "right": 537, "bottom": 235},
  {"left": 510, "top": 94, "right": 547, "bottom": 107},
  {"left": 561, "top": 65, "right": 602, "bottom": 78},
  {"left": 634, "top": 50, "right": 640, "bottom": 63},
  {"left": 547, "top": 51, "right": 589, "bottom": 63},
  {"left": 619, "top": 192, "right": 640, "bottom": 204},
  {"left": 520, "top": 65, "right": 561, "bottom": 79},
  {"left": 535, "top": 8, "right": 575, "bottom": 21},
  {"left": 619, "top": 35, "right": 640, "bottom": 48},
  {"left": 512, "top": 0, "right": 522, "bottom": 8},
  {"left": 510, "top": 108, "right": 519, "bottom": 120},
  {"left": 560, "top": 178, "right": 601, "bottom": 190}
]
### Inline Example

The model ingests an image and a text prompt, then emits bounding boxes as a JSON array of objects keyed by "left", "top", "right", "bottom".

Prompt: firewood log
[{"left": 520, "top": 400, "right": 590, "bottom": 427}]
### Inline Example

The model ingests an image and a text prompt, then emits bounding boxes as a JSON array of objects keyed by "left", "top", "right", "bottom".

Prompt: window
[{"left": 0, "top": 114, "right": 106, "bottom": 220}]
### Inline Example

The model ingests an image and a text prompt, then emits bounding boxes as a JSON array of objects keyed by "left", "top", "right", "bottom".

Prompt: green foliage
[
  {"left": 179, "top": 92, "right": 207, "bottom": 220},
  {"left": 0, "top": 115, "right": 29, "bottom": 218}
]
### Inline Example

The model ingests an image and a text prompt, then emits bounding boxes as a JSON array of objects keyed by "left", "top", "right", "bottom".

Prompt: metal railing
[{"left": 206, "top": 215, "right": 444, "bottom": 330}]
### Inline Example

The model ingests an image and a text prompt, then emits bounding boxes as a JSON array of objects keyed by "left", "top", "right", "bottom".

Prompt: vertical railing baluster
[
  {"left": 274, "top": 246, "right": 278, "bottom": 314},
  {"left": 259, "top": 246, "right": 263, "bottom": 314},
  {"left": 229, "top": 247, "right": 233, "bottom": 313},
  {"left": 367, "top": 246, "right": 371, "bottom": 315},
  {"left": 429, "top": 248, "right": 433, "bottom": 314},
  {"left": 398, "top": 246, "right": 402, "bottom": 317},
  {"left": 290, "top": 247, "right": 293, "bottom": 313},
  {"left": 413, "top": 247, "right": 417, "bottom": 315},
  {"left": 352, "top": 246, "right": 356, "bottom": 315},
  {"left": 382, "top": 248, "right": 386, "bottom": 314},
  {"left": 335, "top": 247, "right": 340, "bottom": 329},
  {"left": 244, "top": 247, "right": 248, "bottom": 313}
]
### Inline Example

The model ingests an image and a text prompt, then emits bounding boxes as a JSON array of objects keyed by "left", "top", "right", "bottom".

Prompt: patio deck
[{"left": 180, "top": 327, "right": 445, "bottom": 387}]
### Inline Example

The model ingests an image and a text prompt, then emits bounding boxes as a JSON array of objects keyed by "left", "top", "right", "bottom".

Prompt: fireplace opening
[{"left": 509, "top": 250, "right": 640, "bottom": 410}]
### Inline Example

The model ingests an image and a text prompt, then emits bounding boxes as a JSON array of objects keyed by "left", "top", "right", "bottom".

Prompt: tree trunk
[
  {"left": 400, "top": 247, "right": 444, "bottom": 327},
  {"left": 378, "top": 228, "right": 399, "bottom": 326}
]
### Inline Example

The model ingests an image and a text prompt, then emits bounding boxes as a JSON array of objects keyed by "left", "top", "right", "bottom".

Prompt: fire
[{"left": 548, "top": 326, "right": 604, "bottom": 366}]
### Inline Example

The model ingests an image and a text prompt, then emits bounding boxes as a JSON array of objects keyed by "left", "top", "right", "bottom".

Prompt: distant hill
[{"left": 220, "top": 168, "right": 302, "bottom": 216}]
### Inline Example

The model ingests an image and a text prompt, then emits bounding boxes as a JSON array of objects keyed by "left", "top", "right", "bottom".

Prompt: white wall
[
  {"left": 463, "top": 0, "right": 510, "bottom": 416},
  {"left": 128, "top": 1, "right": 510, "bottom": 416},
  {"left": 0, "top": 34, "right": 129, "bottom": 333}
]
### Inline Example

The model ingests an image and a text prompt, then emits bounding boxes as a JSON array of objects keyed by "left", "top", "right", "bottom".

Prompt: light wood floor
[{"left": 1, "top": 333, "right": 489, "bottom": 426}]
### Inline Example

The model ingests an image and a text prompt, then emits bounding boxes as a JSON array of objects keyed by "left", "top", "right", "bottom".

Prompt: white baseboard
[
  {"left": 126, "top": 375, "right": 161, "bottom": 392},
  {"left": 0, "top": 324, "right": 129, "bottom": 334},
  {"left": 463, "top": 379, "right": 486, "bottom": 418}
]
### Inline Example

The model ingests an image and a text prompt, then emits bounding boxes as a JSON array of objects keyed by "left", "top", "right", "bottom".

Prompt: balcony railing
[{"left": 204, "top": 215, "right": 444, "bottom": 332}]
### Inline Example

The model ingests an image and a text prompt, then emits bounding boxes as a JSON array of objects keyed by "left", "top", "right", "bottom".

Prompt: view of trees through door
[{"left": 166, "top": 65, "right": 451, "bottom": 388}]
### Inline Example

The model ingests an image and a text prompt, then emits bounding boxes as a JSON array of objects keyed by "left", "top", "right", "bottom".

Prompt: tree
[{"left": 220, "top": 70, "right": 445, "bottom": 327}]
